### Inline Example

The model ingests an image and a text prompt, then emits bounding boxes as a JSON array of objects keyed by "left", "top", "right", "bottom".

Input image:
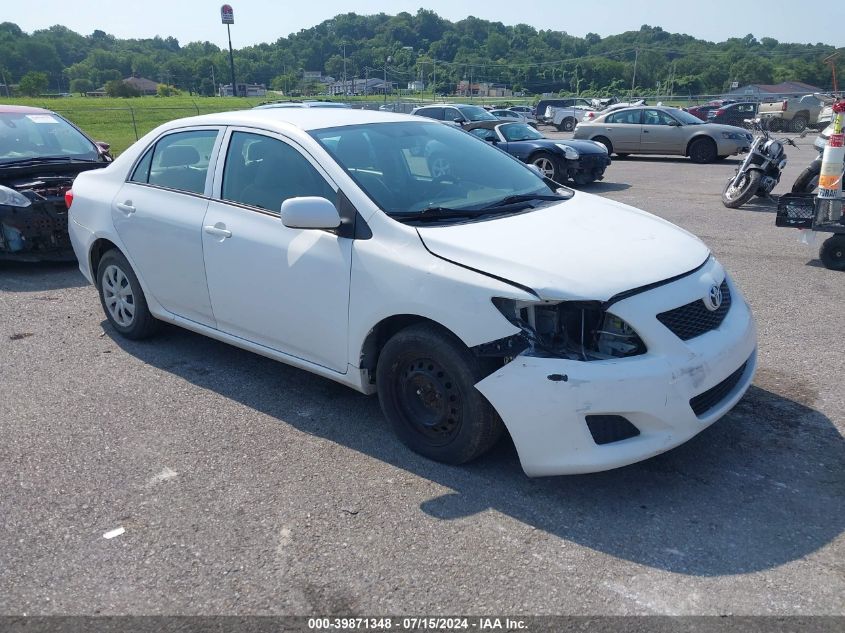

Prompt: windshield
[
  {"left": 499, "top": 123, "right": 544, "bottom": 142},
  {"left": 457, "top": 105, "right": 497, "bottom": 121},
  {"left": 671, "top": 109, "right": 705, "bottom": 125},
  {"left": 310, "top": 121, "right": 558, "bottom": 218},
  {"left": 0, "top": 111, "right": 99, "bottom": 164}
]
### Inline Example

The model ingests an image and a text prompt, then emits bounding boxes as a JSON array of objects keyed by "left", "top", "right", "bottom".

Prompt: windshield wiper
[
  {"left": 0, "top": 156, "right": 99, "bottom": 167},
  {"left": 483, "top": 193, "right": 569, "bottom": 209}
]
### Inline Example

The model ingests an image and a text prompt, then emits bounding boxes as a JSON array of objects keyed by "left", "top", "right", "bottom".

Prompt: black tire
[
  {"left": 562, "top": 117, "right": 576, "bottom": 132},
  {"left": 791, "top": 115, "right": 808, "bottom": 133},
  {"left": 792, "top": 163, "right": 821, "bottom": 194},
  {"left": 529, "top": 151, "right": 561, "bottom": 181},
  {"left": 616, "top": 153, "right": 630, "bottom": 158},
  {"left": 721, "top": 170, "right": 763, "bottom": 208},
  {"left": 819, "top": 235, "right": 845, "bottom": 271},
  {"left": 765, "top": 118, "right": 782, "bottom": 132},
  {"left": 714, "top": 155, "right": 730, "bottom": 161},
  {"left": 689, "top": 137, "right": 718, "bottom": 164},
  {"left": 96, "top": 249, "right": 159, "bottom": 340},
  {"left": 376, "top": 323, "right": 504, "bottom": 465},
  {"left": 593, "top": 136, "right": 613, "bottom": 155}
]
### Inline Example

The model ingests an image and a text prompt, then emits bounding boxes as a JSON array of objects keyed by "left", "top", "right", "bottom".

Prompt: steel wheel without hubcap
[
  {"left": 376, "top": 323, "right": 504, "bottom": 464},
  {"left": 102, "top": 264, "right": 135, "bottom": 327},
  {"left": 397, "top": 358, "right": 462, "bottom": 446}
]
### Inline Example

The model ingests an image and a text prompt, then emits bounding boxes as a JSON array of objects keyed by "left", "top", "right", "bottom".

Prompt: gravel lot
[{"left": 1, "top": 131, "right": 843, "bottom": 616}]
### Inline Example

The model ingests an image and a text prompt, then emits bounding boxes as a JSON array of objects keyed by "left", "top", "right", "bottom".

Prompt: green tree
[
  {"left": 69, "top": 78, "right": 93, "bottom": 95},
  {"left": 18, "top": 71, "right": 48, "bottom": 96},
  {"left": 104, "top": 79, "right": 140, "bottom": 97},
  {"left": 156, "top": 83, "right": 181, "bottom": 96}
]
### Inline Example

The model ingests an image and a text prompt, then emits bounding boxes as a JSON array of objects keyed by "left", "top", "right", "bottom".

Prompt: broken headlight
[
  {"left": 0, "top": 185, "right": 31, "bottom": 208},
  {"left": 492, "top": 298, "right": 646, "bottom": 361}
]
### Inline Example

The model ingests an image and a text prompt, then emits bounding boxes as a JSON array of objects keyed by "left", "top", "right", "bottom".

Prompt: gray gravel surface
[{"left": 1, "top": 131, "right": 843, "bottom": 615}]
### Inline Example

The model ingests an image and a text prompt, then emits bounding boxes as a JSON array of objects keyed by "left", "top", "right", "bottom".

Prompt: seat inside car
[
  {"left": 152, "top": 145, "right": 205, "bottom": 192},
  {"left": 239, "top": 141, "right": 319, "bottom": 212}
]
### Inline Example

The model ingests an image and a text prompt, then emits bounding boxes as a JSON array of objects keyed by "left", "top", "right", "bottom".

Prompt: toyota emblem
[{"left": 704, "top": 284, "right": 723, "bottom": 311}]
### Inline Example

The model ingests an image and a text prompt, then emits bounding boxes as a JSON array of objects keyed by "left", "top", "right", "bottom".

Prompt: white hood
[{"left": 417, "top": 192, "right": 710, "bottom": 301}]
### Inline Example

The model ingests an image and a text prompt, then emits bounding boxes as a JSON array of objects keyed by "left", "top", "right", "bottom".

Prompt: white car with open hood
[{"left": 67, "top": 108, "right": 757, "bottom": 477}]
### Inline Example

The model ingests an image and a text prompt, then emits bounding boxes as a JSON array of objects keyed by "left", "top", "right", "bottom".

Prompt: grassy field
[
  {"left": 4, "top": 94, "right": 534, "bottom": 155},
  {"left": 5, "top": 94, "right": 690, "bottom": 155},
  {"left": 6, "top": 96, "right": 269, "bottom": 155}
]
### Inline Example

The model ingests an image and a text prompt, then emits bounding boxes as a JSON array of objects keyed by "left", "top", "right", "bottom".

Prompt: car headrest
[{"left": 159, "top": 145, "right": 200, "bottom": 167}]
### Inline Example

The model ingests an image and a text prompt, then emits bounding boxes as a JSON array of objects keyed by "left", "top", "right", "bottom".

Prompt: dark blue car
[{"left": 466, "top": 121, "right": 611, "bottom": 185}]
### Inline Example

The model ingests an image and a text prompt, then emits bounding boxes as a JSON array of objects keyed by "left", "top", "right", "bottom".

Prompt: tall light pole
[
  {"left": 384, "top": 56, "right": 392, "bottom": 105},
  {"left": 221, "top": 5, "right": 236, "bottom": 96}
]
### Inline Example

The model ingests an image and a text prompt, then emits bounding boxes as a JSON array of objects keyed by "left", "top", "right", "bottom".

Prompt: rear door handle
[
  {"left": 116, "top": 202, "right": 135, "bottom": 214},
  {"left": 204, "top": 224, "right": 232, "bottom": 239}
]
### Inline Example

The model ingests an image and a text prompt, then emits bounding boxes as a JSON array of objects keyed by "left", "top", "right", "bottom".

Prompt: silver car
[{"left": 573, "top": 106, "right": 753, "bottom": 163}]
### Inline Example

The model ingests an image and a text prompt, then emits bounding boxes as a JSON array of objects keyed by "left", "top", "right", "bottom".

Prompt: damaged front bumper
[
  {"left": 475, "top": 263, "right": 757, "bottom": 477},
  {"left": 566, "top": 153, "right": 611, "bottom": 183},
  {"left": 0, "top": 200, "right": 75, "bottom": 261}
]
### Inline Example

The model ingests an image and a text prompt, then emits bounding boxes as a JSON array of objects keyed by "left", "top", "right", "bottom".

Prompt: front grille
[
  {"left": 586, "top": 415, "right": 640, "bottom": 445},
  {"left": 689, "top": 361, "right": 748, "bottom": 418},
  {"left": 657, "top": 279, "right": 731, "bottom": 341}
]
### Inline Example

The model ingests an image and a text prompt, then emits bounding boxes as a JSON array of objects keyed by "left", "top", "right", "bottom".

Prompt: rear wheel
[
  {"left": 558, "top": 117, "right": 576, "bottom": 132},
  {"left": 792, "top": 164, "right": 821, "bottom": 194},
  {"left": 791, "top": 115, "right": 808, "bottom": 133},
  {"left": 593, "top": 136, "right": 613, "bottom": 155},
  {"left": 376, "top": 323, "right": 504, "bottom": 464},
  {"left": 689, "top": 137, "right": 718, "bottom": 164},
  {"left": 721, "top": 170, "right": 762, "bottom": 208},
  {"left": 819, "top": 235, "right": 845, "bottom": 271},
  {"left": 96, "top": 250, "right": 159, "bottom": 339},
  {"left": 616, "top": 153, "right": 630, "bottom": 159}
]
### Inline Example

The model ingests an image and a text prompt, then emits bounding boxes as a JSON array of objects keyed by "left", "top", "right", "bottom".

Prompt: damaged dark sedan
[
  {"left": 1, "top": 105, "right": 111, "bottom": 261},
  {"left": 466, "top": 121, "right": 611, "bottom": 185}
]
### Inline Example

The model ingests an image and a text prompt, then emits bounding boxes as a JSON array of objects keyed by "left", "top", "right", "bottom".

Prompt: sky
[{"left": 8, "top": 0, "right": 845, "bottom": 49}]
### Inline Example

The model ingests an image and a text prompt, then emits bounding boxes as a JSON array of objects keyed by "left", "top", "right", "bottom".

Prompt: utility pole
[
  {"left": 469, "top": 65, "right": 473, "bottom": 101},
  {"left": 365, "top": 67, "right": 369, "bottom": 97},
  {"left": 432, "top": 59, "right": 436, "bottom": 102},
  {"left": 342, "top": 43, "right": 347, "bottom": 96},
  {"left": 384, "top": 56, "right": 392, "bottom": 105},
  {"left": 631, "top": 48, "right": 639, "bottom": 97},
  {"left": 211, "top": 65, "right": 216, "bottom": 94},
  {"left": 221, "top": 5, "right": 236, "bottom": 96}
]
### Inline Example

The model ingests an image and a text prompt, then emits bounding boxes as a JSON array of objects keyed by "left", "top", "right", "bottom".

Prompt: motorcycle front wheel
[{"left": 722, "top": 170, "right": 763, "bottom": 208}]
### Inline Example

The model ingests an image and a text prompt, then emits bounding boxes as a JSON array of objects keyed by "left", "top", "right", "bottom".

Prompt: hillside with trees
[{"left": 0, "top": 11, "right": 840, "bottom": 97}]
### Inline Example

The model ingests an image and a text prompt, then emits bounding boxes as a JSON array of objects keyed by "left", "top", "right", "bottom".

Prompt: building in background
[
  {"left": 219, "top": 83, "right": 267, "bottom": 97},
  {"left": 123, "top": 76, "right": 159, "bottom": 95},
  {"left": 329, "top": 78, "right": 391, "bottom": 96},
  {"left": 456, "top": 81, "right": 512, "bottom": 97}
]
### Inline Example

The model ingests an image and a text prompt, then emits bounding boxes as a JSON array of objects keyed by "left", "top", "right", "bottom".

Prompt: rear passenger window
[
  {"left": 133, "top": 130, "right": 218, "bottom": 194},
  {"left": 221, "top": 132, "right": 335, "bottom": 213}
]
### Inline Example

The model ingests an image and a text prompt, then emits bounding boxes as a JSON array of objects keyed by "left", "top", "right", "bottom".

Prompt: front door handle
[
  {"left": 204, "top": 223, "right": 232, "bottom": 239},
  {"left": 116, "top": 201, "right": 135, "bottom": 214}
]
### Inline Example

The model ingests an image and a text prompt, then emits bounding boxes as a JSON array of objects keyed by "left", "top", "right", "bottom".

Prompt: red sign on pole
[{"left": 221, "top": 4, "right": 234, "bottom": 24}]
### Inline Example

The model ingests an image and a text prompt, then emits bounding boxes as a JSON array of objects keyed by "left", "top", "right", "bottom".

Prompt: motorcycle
[
  {"left": 791, "top": 122, "right": 845, "bottom": 193},
  {"left": 721, "top": 118, "right": 797, "bottom": 209}
]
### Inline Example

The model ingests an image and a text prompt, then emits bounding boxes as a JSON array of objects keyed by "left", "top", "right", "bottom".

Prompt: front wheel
[
  {"left": 376, "top": 323, "right": 504, "bottom": 465},
  {"left": 689, "top": 138, "right": 718, "bottom": 164},
  {"left": 722, "top": 170, "right": 763, "bottom": 208},
  {"left": 529, "top": 152, "right": 561, "bottom": 181},
  {"left": 819, "top": 235, "right": 845, "bottom": 271},
  {"left": 97, "top": 249, "right": 159, "bottom": 339}
]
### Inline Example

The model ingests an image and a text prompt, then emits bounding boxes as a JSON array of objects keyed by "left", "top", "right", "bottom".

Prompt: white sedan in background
[{"left": 67, "top": 109, "right": 757, "bottom": 476}]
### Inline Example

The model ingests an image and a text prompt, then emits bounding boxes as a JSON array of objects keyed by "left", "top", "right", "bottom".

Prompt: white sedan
[{"left": 67, "top": 109, "right": 757, "bottom": 476}]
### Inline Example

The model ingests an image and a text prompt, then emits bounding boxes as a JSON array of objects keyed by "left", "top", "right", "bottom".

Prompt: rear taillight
[
  {"left": 64, "top": 189, "right": 73, "bottom": 209},
  {"left": 782, "top": 100, "right": 788, "bottom": 111},
  {"left": 714, "top": 109, "right": 724, "bottom": 116}
]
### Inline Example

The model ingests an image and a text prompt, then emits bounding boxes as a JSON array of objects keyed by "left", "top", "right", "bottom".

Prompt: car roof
[
  {"left": 0, "top": 104, "right": 54, "bottom": 114},
  {"left": 157, "top": 107, "right": 419, "bottom": 133}
]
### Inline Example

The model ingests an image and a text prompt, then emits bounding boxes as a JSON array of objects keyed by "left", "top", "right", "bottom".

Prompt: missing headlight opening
[{"left": 488, "top": 298, "right": 646, "bottom": 361}]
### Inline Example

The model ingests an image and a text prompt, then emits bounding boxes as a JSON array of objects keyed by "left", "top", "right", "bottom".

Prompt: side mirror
[
  {"left": 280, "top": 196, "right": 341, "bottom": 230},
  {"left": 667, "top": 120, "right": 681, "bottom": 127},
  {"left": 95, "top": 141, "right": 111, "bottom": 152},
  {"left": 454, "top": 117, "right": 465, "bottom": 124}
]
